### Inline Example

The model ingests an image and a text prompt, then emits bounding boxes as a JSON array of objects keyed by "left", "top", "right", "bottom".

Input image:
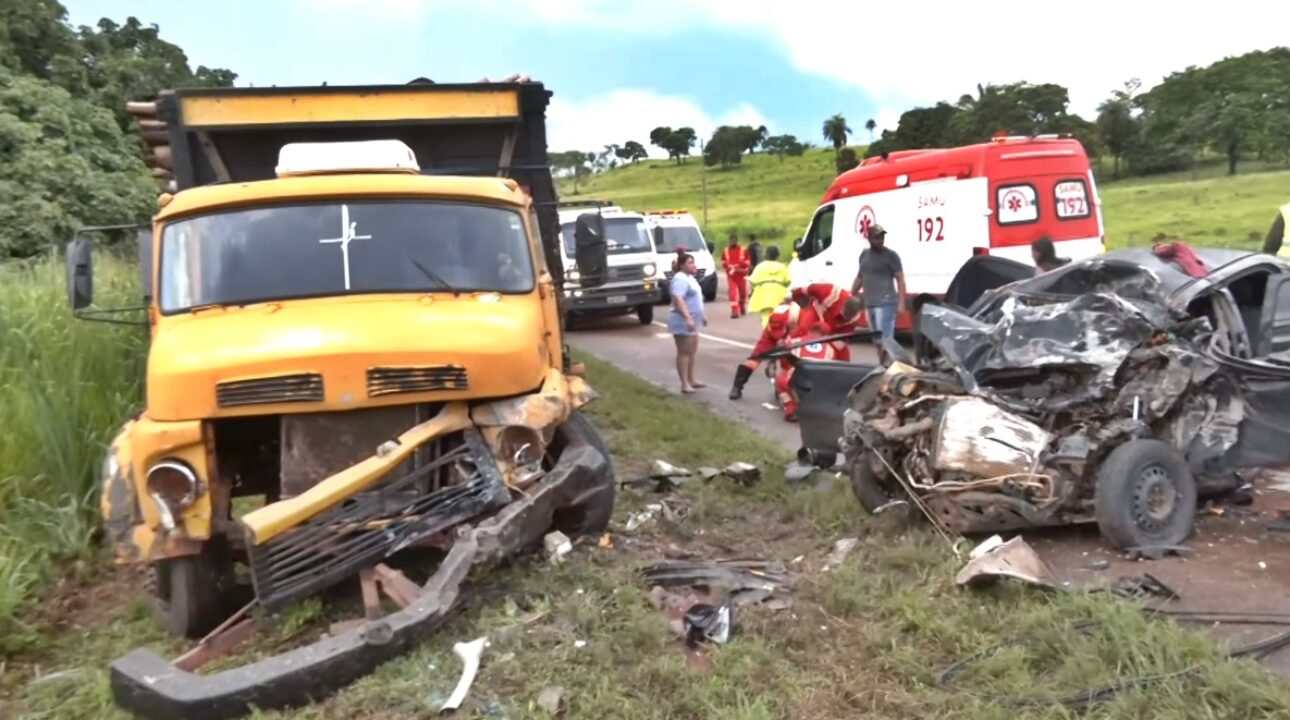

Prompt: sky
[{"left": 64, "top": 0, "right": 1288, "bottom": 157}]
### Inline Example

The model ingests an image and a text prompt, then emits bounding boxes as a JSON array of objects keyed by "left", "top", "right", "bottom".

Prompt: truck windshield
[
  {"left": 560, "top": 217, "right": 652, "bottom": 257},
  {"left": 160, "top": 201, "right": 534, "bottom": 313},
  {"left": 653, "top": 225, "right": 705, "bottom": 253}
]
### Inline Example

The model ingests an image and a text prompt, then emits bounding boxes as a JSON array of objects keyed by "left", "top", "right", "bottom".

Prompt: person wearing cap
[{"left": 850, "top": 224, "right": 905, "bottom": 358}]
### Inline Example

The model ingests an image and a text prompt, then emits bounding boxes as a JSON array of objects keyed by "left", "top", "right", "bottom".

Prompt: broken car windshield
[{"left": 159, "top": 201, "right": 534, "bottom": 312}]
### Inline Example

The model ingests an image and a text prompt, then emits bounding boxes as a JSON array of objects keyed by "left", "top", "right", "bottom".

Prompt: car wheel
[
  {"left": 550, "top": 411, "right": 616, "bottom": 537},
  {"left": 637, "top": 304, "right": 654, "bottom": 325},
  {"left": 1094, "top": 439, "right": 1196, "bottom": 550},
  {"left": 153, "top": 542, "right": 233, "bottom": 638},
  {"left": 849, "top": 451, "right": 898, "bottom": 514}
]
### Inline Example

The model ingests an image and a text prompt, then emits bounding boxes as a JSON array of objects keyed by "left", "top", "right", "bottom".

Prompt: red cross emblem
[{"left": 855, "top": 206, "right": 876, "bottom": 236}]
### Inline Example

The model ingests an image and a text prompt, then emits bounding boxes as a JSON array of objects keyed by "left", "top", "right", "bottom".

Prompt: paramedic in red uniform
[
  {"left": 721, "top": 233, "right": 750, "bottom": 318},
  {"left": 729, "top": 286, "right": 862, "bottom": 421}
]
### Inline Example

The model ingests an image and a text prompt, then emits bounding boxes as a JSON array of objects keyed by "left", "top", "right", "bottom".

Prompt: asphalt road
[{"left": 569, "top": 274, "right": 880, "bottom": 452}]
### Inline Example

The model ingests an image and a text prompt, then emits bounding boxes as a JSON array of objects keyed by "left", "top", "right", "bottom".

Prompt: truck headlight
[
  {"left": 567, "top": 269, "right": 581, "bottom": 281},
  {"left": 147, "top": 460, "right": 199, "bottom": 510},
  {"left": 642, "top": 263, "right": 656, "bottom": 278}
]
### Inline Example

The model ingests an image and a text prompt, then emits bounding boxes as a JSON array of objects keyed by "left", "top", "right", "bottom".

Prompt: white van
[
  {"left": 643, "top": 210, "right": 717, "bottom": 303},
  {"left": 557, "top": 206, "right": 660, "bottom": 326}
]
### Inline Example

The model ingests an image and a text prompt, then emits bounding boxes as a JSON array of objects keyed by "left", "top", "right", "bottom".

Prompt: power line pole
[{"left": 699, "top": 138, "right": 709, "bottom": 229}]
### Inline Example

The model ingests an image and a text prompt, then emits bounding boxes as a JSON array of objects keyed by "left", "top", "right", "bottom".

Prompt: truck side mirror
[
  {"left": 574, "top": 213, "right": 607, "bottom": 288},
  {"left": 66, "top": 235, "right": 94, "bottom": 311},
  {"left": 137, "top": 228, "right": 154, "bottom": 304},
  {"left": 651, "top": 225, "right": 664, "bottom": 249},
  {"left": 706, "top": 241, "right": 715, "bottom": 254}
]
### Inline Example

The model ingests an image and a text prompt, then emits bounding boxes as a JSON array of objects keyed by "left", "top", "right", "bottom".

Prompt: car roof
[{"left": 1095, "top": 248, "right": 1259, "bottom": 295}]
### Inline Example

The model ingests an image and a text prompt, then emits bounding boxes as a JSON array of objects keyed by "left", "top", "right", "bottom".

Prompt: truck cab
[
  {"left": 557, "top": 205, "right": 659, "bottom": 326},
  {"left": 65, "top": 81, "right": 619, "bottom": 718},
  {"left": 644, "top": 210, "right": 718, "bottom": 303}
]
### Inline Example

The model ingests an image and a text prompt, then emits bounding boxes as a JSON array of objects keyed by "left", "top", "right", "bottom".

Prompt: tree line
[
  {"left": 867, "top": 47, "right": 1290, "bottom": 179},
  {"left": 1, "top": 0, "right": 237, "bottom": 258},
  {"left": 557, "top": 46, "right": 1290, "bottom": 184}
]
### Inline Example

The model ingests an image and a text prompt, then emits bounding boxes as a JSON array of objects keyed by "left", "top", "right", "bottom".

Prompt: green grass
[
  {"left": 0, "top": 254, "right": 145, "bottom": 653},
  {"left": 560, "top": 150, "right": 1290, "bottom": 255},
  {"left": 5, "top": 354, "right": 1289, "bottom": 719}
]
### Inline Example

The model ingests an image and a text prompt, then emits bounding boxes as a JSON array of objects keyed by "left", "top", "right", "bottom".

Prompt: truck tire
[
  {"left": 153, "top": 542, "right": 233, "bottom": 638},
  {"left": 637, "top": 303, "right": 654, "bottom": 325},
  {"left": 1094, "top": 439, "right": 1196, "bottom": 550},
  {"left": 849, "top": 451, "right": 897, "bottom": 514},
  {"left": 702, "top": 277, "right": 717, "bottom": 303},
  {"left": 551, "top": 411, "right": 616, "bottom": 537}
]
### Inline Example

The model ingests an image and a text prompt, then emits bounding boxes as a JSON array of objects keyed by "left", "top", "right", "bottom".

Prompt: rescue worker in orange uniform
[
  {"left": 721, "top": 233, "right": 750, "bottom": 318},
  {"left": 728, "top": 284, "right": 862, "bottom": 422}
]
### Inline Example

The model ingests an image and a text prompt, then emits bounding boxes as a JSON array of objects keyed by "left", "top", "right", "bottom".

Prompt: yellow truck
[{"left": 66, "top": 80, "right": 615, "bottom": 719}]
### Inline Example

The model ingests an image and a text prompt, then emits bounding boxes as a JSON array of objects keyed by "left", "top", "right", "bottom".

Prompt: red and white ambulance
[{"left": 787, "top": 133, "right": 1105, "bottom": 330}]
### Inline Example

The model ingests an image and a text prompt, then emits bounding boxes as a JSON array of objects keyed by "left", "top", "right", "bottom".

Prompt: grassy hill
[{"left": 557, "top": 149, "right": 1290, "bottom": 253}]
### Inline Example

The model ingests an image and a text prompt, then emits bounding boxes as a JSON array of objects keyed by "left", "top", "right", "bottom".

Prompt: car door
[
  {"left": 789, "top": 204, "right": 835, "bottom": 288},
  {"left": 1260, "top": 274, "right": 1290, "bottom": 359}
]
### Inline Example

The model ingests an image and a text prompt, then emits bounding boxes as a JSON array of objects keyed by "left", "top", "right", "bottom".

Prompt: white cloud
[
  {"left": 547, "top": 89, "right": 770, "bottom": 155},
  {"left": 514, "top": 0, "right": 1286, "bottom": 117}
]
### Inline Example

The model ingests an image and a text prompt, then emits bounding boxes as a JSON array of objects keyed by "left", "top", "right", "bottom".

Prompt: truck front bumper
[
  {"left": 109, "top": 420, "right": 612, "bottom": 720},
  {"left": 565, "top": 282, "right": 656, "bottom": 312}
]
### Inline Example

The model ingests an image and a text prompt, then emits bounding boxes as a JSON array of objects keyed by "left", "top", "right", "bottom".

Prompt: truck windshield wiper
[{"left": 409, "top": 257, "right": 461, "bottom": 295}]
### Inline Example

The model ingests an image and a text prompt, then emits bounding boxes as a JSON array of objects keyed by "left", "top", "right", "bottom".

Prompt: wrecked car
[
  {"left": 794, "top": 247, "right": 1290, "bottom": 548},
  {"left": 66, "top": 81, "right": 617, "bottom": 719}
]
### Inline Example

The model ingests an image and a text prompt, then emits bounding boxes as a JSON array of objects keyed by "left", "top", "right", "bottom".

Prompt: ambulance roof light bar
[{"left": 643, "top": 209, "right": 690, "bottom": 215}]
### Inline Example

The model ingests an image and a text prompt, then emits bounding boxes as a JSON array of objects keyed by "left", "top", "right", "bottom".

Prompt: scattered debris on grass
[
  {"left": 545, "top": 531, "right": 573, "bottom": 565},
  {"left": 955, "top": 535, "right": 1056, "bottom": 590},
  {"left": 683, "top": 603, "right": 733, "bottom": 647},
  {"left": 1112, "top": 573, "right": 1181, "bottom": 601},
  {"left": 442, "top": 636, "right": 487, "bottom": 713},
  {"left": 536, "top": 685, "right": 565, "bottom": 716},
  {"left": 825, "top": 538, "right": 860, "bottom": 569}
]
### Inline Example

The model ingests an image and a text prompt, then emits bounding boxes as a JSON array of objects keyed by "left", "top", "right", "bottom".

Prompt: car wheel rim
[{"left": 1133, "top": 464, "right": 1177, "bottom": 532}]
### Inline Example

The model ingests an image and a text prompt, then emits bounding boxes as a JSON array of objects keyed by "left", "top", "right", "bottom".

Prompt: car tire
[
  {"left": 637, "top": 304, "right": 654, "bottom": 325},
  {"left": 153, "top": 542, "right": 233, "bottom": 638},
  {"left": 550, "top": 411, "right": 616, "bottom": 537},
  {"left": 1094, "top": 439, "right": 1197, "bottom": 550},
  {"left": 849, "top": 451, "right": 897, "bottom": 514}
]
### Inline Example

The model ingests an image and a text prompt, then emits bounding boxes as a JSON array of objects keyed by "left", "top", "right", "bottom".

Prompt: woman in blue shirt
[{"left": 666, "top": 253, "right": 707, "bottom": 393}]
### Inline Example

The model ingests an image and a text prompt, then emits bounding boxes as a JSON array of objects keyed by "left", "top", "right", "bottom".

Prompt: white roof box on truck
[{"left": 275, "top": 140, "right": 420, "bottom": 177}]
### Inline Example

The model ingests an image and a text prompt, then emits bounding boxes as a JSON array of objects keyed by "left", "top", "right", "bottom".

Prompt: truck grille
[
  {"left": 367, "top": 365, "right": 469, "bottom": 398},
  {"left": 216, "top": 373, "right": 324, "bottom": 408},
  {"left": 245, "top": 431, "right": 508, "bottom": 611},
  {"left": 606, "top": 265, "right": 649, "bottom": 282}
]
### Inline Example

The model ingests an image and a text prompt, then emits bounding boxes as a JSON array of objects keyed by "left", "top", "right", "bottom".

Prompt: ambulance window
[
  {"left": 1054, "top": 179, "right": 1091, "bottom": 220},
  {"left": 799, "top": 205, "right": 835, "bottom": 260},
  {"left": 996, "top": 184, "right": 1039, "bottom": 226}
]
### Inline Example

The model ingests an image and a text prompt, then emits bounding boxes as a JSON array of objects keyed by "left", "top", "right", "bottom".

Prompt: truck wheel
[
  {"left": 153, "top": 542, "right": 233, "bottom": 638},
  {"left": 849, "top": 451, "right": 898, "bottom": 514},
  {"left": 636, "top": 304, "right": 654, "bottom": 325},
  {"left": 702, "top": 280, "right": 717, "bottom": 303},
  {"left": 551, "top": 411, "right": 616, "bottom": 537},
  {"left": 1095, "top": 439, "right": 1196, "bottom": 550}
]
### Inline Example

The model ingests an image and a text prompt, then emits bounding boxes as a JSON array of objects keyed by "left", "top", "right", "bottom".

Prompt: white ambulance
[{"left": 642, "top": 209, "right": 718, "bottom": 303}]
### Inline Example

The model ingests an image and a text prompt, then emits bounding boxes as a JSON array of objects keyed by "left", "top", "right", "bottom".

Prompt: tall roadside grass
[{"left": 0, "top": 254, "right": 145, "bottom": 653}]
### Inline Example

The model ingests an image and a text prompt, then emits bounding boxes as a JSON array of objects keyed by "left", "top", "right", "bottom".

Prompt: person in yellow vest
[
  {"left": 1261, "top": 202, "right": 1290, "bottom": 258},
  {"left": 746, "top": 245, "right": 792, "bottom": 327}
]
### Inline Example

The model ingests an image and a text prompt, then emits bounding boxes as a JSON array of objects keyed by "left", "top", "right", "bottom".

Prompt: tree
[
  {"left": 616, "top": 140, "right": 647, "bottom": 164},
  {"left": 865, "top": 102, "right": 958, "bottom": 158},
  {"left": 648, "top": 126, "right": 696, "bottom": 165},
  {"left": 0, "top": 0, "right": 81, "bottom": 82},
  {"left": 763, "top": 134, "right": 806, "bottom": 161},
  {"left": 1096, "top": 79, "right": 1141, "bottom": 178},
  {"left": 865, "top": 118, "right": 877, "bottom": 142},
  {"left": 822, "top": 114, "right": 851, "bottom": 157},
  {"left": 703, "top": 126, "right": 744, "bottom": 169},
  {"left": 0, "top": 66, "right": 157, "bottom": 258},
  {"left": 836, "top": 147, "right": 859, "bottom": 173},
  {"left": 551, "top": 150, "right": 592, "bottom": 192}
]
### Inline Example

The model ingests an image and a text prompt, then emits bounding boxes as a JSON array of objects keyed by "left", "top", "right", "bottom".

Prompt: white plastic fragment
[{"left": 441, "top": 636, "right": 487, "bottom": 714}]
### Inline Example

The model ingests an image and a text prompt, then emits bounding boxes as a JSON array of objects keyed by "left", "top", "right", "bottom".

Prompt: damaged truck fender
[{"left": 110, "top": 417, "right": 613, "bottom": 720}]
